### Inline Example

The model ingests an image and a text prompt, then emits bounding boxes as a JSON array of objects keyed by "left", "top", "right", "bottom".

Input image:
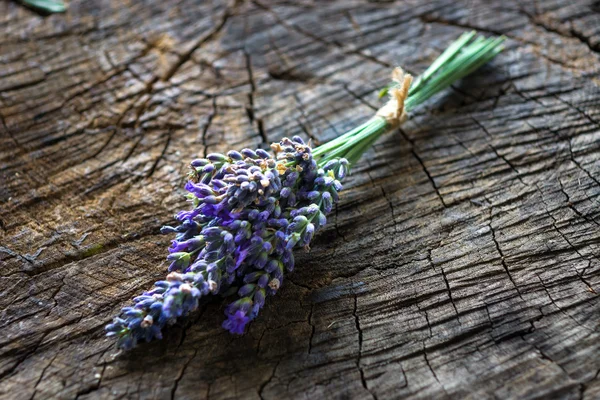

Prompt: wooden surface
[{"left": 1, "top": 1, "right": 600, "bottom": 399}]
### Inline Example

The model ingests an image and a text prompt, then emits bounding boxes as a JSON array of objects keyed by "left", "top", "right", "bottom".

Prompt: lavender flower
[
  {"left": 223, "top": 310, "right": 251, "bottom": 335},
  {"left": 106, "top": 136, "right": 347, "bottom": 349}
]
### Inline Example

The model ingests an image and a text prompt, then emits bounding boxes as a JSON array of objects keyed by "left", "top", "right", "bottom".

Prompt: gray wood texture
[{"left": 1, "top": 0, "right": 599, "bottom": 399}]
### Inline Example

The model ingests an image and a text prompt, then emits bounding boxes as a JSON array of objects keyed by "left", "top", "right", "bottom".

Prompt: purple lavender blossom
[
  {"left": 105, "top": 136, "right": 348, "bottom": 349},
  {"left": 222, "top": 310, "right": 250, "bottom": 335}
]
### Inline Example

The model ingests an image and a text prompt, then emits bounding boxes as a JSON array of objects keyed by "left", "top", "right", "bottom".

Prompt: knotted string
[{"left": 375, "top": 68, "right": 413, "bottom": 129}]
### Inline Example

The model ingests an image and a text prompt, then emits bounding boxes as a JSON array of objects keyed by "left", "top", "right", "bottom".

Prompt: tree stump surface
[{"left": 1, "top": 1, "right": 600, "bottom": 399}]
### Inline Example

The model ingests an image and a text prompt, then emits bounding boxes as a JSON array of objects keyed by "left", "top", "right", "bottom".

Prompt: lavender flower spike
[{"left": 106, "top": 136, "right": 347, "bottom": 349}]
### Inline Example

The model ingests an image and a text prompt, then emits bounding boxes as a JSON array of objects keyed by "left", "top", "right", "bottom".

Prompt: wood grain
[{"left": 1, "top": 0, "right": 599, "bottom": 399}]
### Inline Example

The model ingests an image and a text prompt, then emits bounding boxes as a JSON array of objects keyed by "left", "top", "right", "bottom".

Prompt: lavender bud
[
  {"left": 274, "top": 230, "right": 286, "bottom": 250},
  {"left": 292, "top": 136, "right": 305, "bottom": 144},
  {"left": 258, "top": 210, "right": 270, "bottom": 222},
  {"left": 213, "top": 179, "right": 227, "bottom": 189},
  {"left": 248, "top": 209, "right": 259, "bottom": 220},
  {"left": 244, "top": 271, "right": 265, "bottom": 283},
  {"left": 286, "top": 232, "right": 301, "bottom": 250},
  {"left": 185, "top": 181, "right": 214, "bottom": 198},
  {"left": 287, "top": 221, "right": 299, "bottom": 232},
  {"left": 223, "top": 233, "right": 235, "bottom": 253},
  {"left": 265, "top": 259, "right": 279, "bottom": 273},
  {"left": 207, "top": 153, "right": 227, "bottom": 162},
  {"left": 203, "top": 227, "right": 222, "bottom": 238},
  {"left": 254, "top": 288, "right": 266, "bottom": 307},
  {"left": 167, "top": 252, "right": 191, "bottom": 272},
  {"left": 190, "top": 260, "right": 208, "bottom": 272},
  {"left": 128, "top": 318, "right": 142, "bottom": 330},
  {"left": 191, "top": 158, "right": 209, "bottom": 167},
  {"left": 238, "top": 284, "right": 256, "bottom": 297},
  {"left": 241, "top": 148, "right": 258, "bottom": 159},
  {"left": 322, "top": 176, "right": 334, "bottom": 187},
  {"left": 337, "top": 164, "right": 348, "bottom": 180},
  {"left": 124, "top": 308, "right": 143, "bottom": 318},
  {"left": 203, "top": 195, "right": 218, "bottom": 204},
  {"left": 307, "top": 191, "right": 321, "bottom": 201},
  {"left": 291, "top": 215, "right": 308, "bottom": 231},
  {"left": 305, "top": 204, "right": 320, "bottom": 216},
  {"left": 287, "top": 192, "right": 297, "bottom": 206},
  {"left": 256, "top": 149, "right": 271, "bottom": 159},
  {"left": 255, "top": 252, "right": 269, "bottom": 268},
  {"left": 257, "top": 273, "right": 269, "bottom": 288},
  {"left": 280, "top": 187, "right": 291, "bottom": 198},
  {"left": 322, "top": 192, "right": 333, "bottom": 213},
  {"left": 202, "top": 164, "right": 215, "bottom": 174},
  {"left": 227, "top": 150, "right": 243, "bottom": 160},
  {"left": 323, "top": 159, "right": 339, "bottom": 171},
  {"left": 282, "top": 249, "right": 295, "bottom": 271},
  {"left": 302, "top": 223, "right": 315, "bottom": 246},
  {"left": 206, "top": 263, "right": 218, "bottom": 273},
  {"left": 285, "top": 172, "right": 299, "bottom": 186},
  {"left": 318, "top": 212, "right": 327, "bottom": 227}
]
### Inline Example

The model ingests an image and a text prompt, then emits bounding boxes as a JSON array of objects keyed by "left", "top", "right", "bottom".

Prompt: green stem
[
  {"left": 20, "top": 0, "right": 66, "bottom": 13},
  {"left": 313, "top": 32, "right": 505, "bottom": 168}
]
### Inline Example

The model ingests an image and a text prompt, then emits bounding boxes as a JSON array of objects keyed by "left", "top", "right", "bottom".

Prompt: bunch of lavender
[
  {"left": 106, "top": 137, "right": 347, "bottom": 349},
  {"left": 106, "top": 32, "right": 505, "bottom": 349}
]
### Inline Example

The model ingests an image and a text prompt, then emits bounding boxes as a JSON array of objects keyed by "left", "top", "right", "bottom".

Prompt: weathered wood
[{"left": 1, "top": 0, "right": 599, "bottom": 399}]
